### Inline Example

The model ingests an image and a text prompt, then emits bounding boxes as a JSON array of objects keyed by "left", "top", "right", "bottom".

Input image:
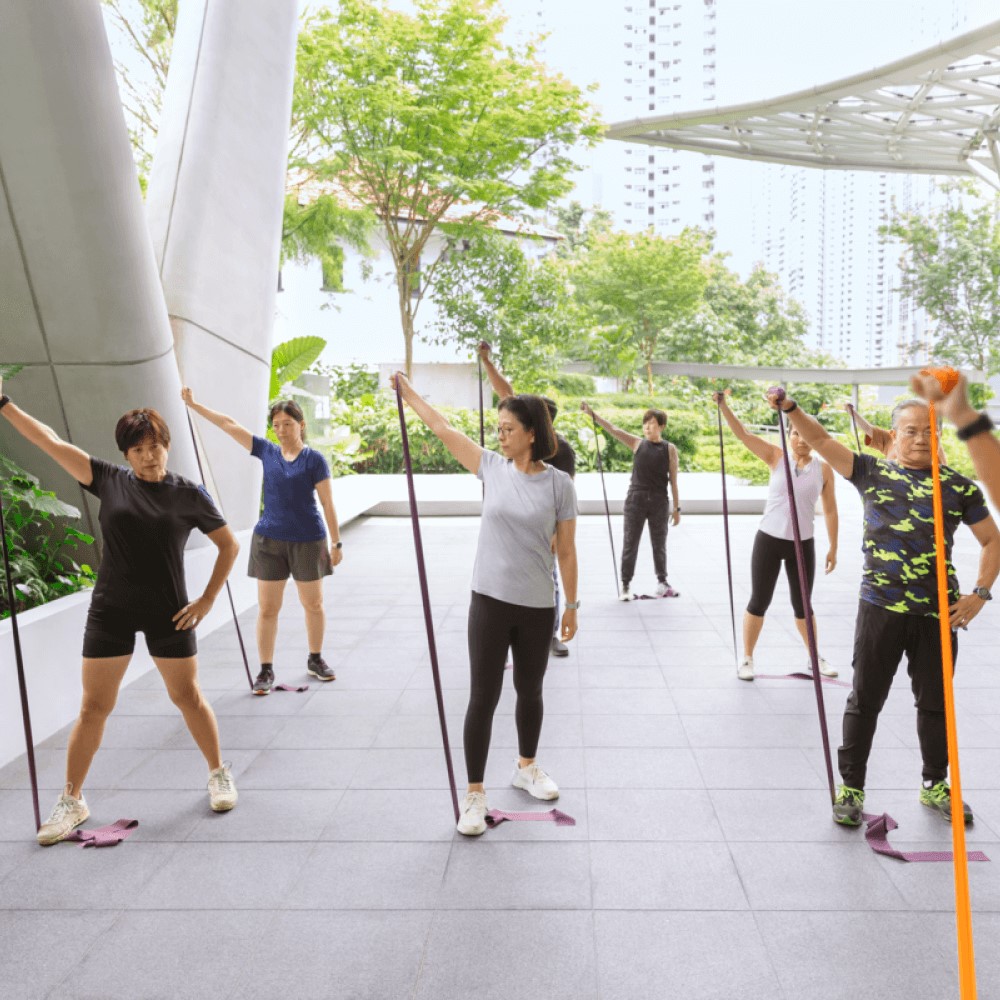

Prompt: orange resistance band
[{"left": 925, "top": 365, "right": 977, "bottom": 999}]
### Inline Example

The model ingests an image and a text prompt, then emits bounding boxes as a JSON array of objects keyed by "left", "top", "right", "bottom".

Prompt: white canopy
[{"left": 607, "top": 21, "right": 1000, "bottom": 189}]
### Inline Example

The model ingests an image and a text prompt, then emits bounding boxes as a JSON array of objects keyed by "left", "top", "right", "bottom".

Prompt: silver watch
[
  {"left": 972, "top": 586, "right": 992, "bottom": 601},
  {"left": 564, "top": 600, "right": 581, "bottom": 610}
]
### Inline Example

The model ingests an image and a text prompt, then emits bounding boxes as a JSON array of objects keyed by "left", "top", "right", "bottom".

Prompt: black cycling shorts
[{"left": 81, "top": 601, "right": 197, "bottom": 660}]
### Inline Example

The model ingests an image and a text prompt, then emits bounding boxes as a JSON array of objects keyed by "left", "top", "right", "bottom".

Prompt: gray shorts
[{"left": 248, "top": 533, "right": 332, "bottom": 582}]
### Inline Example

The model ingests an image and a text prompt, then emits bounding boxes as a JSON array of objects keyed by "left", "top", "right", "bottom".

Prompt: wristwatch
[
  {"left": 0, "top": 395, "right": 10, "bottom": 411},
  {"left": 972, "top": 586, "right": 992, "bottom": 601},
  {"left": 564, "top": 600, "right": 581, "bottom": 610},
  {"left": 332, "top": 541, "right": 343, "bottom": 550}
]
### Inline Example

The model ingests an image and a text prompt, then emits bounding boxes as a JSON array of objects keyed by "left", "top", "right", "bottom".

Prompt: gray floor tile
[
  {"left": 586, "top": 787, "right": 724, "bottom": 841},
  {"left": 113, "top": 748, "right": 259, "bottom": 790},
  {"left": 582, "top": 714, "right": 688, "bottom": 747},
  {"left": 593, "top": 911, "right": 781, "bottom": 1000},
  {"left": 474, "top": 787, "right": 590, "bottom": 840},
  {"left": 413, "top": 911, "right": 598, "bottom": 1000},
  {"left": 233, "top": 910, "right": 433, "bottom": 1000},
  {"left": 591, "top": 841, "right": 749, "bottom": 909},
  {"left": 76, "top": 788, "right": 208, "bottom": 842},
  {"left": 39, "top": 715, "right": 185, "bottom": 751},
  {"left": 0, "top": 910, "right": 120, "bottom": 1000},
  {"left": 0, "top": 747, "right": 143, "bottom": 791},
  {"left": 319, "top": 789, "right": 457, "bottom": 842},
  {"left": 694, "top": 747, "right": 827, "bottom": 790},
  {"left": 268, "top": 713, "right": 384, "bottom": 749},
  {"left": 286, "top": 842, "right": 451, "bottom": 908},
  {"left": 756, "top": 911, "right": 957, "bottom": 1000},
  {"left": 439, "top": 842, "right": 590, "bottom": 909},
  {"left": 135, "top": 841, "right": 313, "bottom": 909},
  {"left": 578, "top": 687, "right": 677, "bottom": 714},
  {"left": 239, "top": 748, "right": 363, "bottom": 789},
  {"left": 709, "top": 788, "right": 869, "bottom": 843},
  {"left": 61, "top": 909, "right": 262, "bottom": 1000},
  {"left": 584, "top": 747, "right": 704, "bottom": 788},
  {"left": 186, "top": 789, "right": 344, "bottom": 842},
  {"left": 729, "top": 842, "right": 909, "bottom": 910},
  {"left": 299, "top": 688, "right": 403, "bottom": 716}
]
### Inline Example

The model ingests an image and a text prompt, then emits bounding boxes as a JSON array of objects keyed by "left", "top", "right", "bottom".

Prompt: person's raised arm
[
  {"left": 477, "top": 342, "right": 514, "bottom": 400},
  {"left": 711, "top": 391, "right": 781, "bottom": 468},
  {"left": 181, "top": 387, "right": 254, "bottom": 452},
  {"left": 172, "top": 524, "right": 240, "bottom": 630},
  {"left": 0, "top": 377, "right": 92, "bottom": 485},
  {"left": 390, "top": 372, "right": 482, "bottom": 475},
  {"left": 580, "top": 401, "right": 641, "bottom": 452},
  {"left": 767, "top": 389, "right": 855, "bottom": 479},
  {"left": 820, "top": 462, "right": 839, "bottom": 573},
  {"left": 911, "top": 371, "right": 1000, "bottom": 510}
]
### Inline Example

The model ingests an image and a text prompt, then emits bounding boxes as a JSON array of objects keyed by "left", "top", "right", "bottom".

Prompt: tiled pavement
[{"left": 2, "top": 494, "right": 1000, "bottom": 999}]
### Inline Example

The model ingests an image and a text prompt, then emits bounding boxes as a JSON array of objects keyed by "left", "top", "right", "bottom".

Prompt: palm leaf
[{"left": 269, "top": 336, "right": 326, "bottom": 400}]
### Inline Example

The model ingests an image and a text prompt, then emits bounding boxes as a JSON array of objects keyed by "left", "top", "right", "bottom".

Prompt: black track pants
[{"left": 620, "top": 488, "right": 669, "bottom": 586}]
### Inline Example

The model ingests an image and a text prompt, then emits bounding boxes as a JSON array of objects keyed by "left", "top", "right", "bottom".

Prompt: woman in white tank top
[{"left": 714, "top": 393, "right": 839, "bottom": 682}]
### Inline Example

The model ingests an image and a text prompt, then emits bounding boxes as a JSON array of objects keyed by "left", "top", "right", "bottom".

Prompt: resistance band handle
[
  {"left": 394, "top": 380, "right": 461, "bottom": 823},
  {"left": 921, "top": 367, "right": 960, "bottom": 394}
]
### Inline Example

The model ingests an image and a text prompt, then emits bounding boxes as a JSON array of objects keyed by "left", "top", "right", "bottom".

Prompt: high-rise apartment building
[{"left": 622, "top": 0, "right": 718, "bottom": 233}]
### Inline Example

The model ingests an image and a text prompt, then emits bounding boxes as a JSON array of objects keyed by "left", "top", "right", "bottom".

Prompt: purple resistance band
[
  {"left": 846, "top": 402, "right": 864, "bottom": 454},
  {"left": 770, "top": 389, "right": 986, "bottom": 864},
  {"left": 184, "top": 411, "right": 255, "bottom": 692},
  {"left": 716, "top": 400, "right": 740, "bottom": 670},
  {"left": 0, "top": 493, "right": 41, "bottom": 831},
  {"left": 394, "top": 380, "right": 575, "bottom": 830},
  {"left": 64, "top": 818, "right": 139, "bottom": 848},
  {"left": 591, "top": 413, "right": 620, "bottom": 599}
]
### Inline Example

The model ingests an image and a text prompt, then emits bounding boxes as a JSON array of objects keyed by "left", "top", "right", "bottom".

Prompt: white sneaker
[
  {"left": 207, "top": 763, "right": 238, "bottom": 812},
  {"left": 655, "top": 582, "right": 669, "bottom": 597},
  {"left": 737, "top": 656, "right": 755, "bottom": 681},
  {"left": 619, "top": 585, "right": 632, "bottom": 602},
  {"left": 37, "top": 792, "right": 89, "bottom": 846},
  {"left": 511, "top": 760, "right": 560, "bottom": 800},
  {"left": 457, "top": 791, "right": 488, "bottom": 836},
  {"left": 816, "top": 657, "right": 838, "bottom": 678}
]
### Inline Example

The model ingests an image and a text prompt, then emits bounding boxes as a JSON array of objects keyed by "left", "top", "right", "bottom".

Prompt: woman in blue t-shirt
[{"left": 182, "top": 390, "right": 343, "bottom": 693}]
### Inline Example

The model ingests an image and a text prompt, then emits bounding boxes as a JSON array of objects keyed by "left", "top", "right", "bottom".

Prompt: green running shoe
[
  {"left": 832, "top": 785, "right": 865, "bottom": 827},
  {"left": 920, "top": 780, "right": 973, "bottom": 825}
]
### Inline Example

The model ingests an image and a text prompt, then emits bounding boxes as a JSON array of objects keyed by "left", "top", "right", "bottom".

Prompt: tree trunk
[
  {"left": 395, "top": 268, "right": 415, "bottom": 379},
  {"left": 646, "top": 357, "right": 654, "bottom": 396}
]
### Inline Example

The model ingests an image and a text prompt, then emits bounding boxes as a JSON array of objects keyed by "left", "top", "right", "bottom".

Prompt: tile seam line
[{"left": 0, "top": 155, "right": 97, "bottom": 540}]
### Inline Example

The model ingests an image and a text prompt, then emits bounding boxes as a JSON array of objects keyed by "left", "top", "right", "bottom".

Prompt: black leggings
[
  {"left": 464, "top": 591, "right": 556, "bottom": 784},
  {"left": 746, "top": 530, "right": 815, "bottom": 619}
]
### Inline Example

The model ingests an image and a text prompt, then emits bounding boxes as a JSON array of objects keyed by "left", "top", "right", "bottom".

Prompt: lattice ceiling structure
[{"left": 606, "top": 20, "right": 1000, "bottom": 189}]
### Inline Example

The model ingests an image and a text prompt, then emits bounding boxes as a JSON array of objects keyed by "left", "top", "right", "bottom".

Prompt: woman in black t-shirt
[
  {"left": 0, "top": 385, "right": 241, "bottom": 845},
  {"left": 581, "top": 403, "right": 680, "bottom": 600}
]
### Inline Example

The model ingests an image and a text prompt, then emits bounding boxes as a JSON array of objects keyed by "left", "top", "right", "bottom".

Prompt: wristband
[
  {"left": 781, "top": 400, "right": 798, "bottom": 414},
  {"left": 0, "top": 395, "right": 9, "bottom": 411},
  {"left": 956, "top": 412, "right": 994, "bottom": 442},
  {"left": 564, "top": 600, "right": 581, "bottom": 611}
]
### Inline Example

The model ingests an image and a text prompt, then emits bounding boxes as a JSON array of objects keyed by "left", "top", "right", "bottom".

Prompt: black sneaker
[
  {"left": 832, "top": 784, "right": 864, "bottom": 826},
  {"left": 252, "top": 666, "right": 274, "bottom": 696},
  {"left": 920, "top": 780, "right": 974, "bottom": 825},
  {"left": 307, "top": 655, "right": 336, "bottom": 682},
  {"left": 550, "top": 636, "right": 569, "bottom": 658}
]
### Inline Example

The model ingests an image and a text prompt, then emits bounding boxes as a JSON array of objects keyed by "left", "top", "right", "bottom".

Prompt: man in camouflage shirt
[{"left": 769, "top": 393, "right": 1000, "bottom": 827}]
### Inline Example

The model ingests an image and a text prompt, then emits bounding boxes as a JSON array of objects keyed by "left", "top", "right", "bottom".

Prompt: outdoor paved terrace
[{"left": 2, "top": 492, "right": 1000, "bottom": 999}]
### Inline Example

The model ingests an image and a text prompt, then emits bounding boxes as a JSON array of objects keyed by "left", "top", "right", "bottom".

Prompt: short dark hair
[
  {"left": 269, "top": 400, "right": 307, "bottom": 440},
  {"left": 643, "top": 408, "right": 667, "bottom": 428},
  {"left": 498, "top": 394, "right": 558, "bottom": 462},
  {"left": 541, "top": 396, "right": 559, "bottom": 421},
  {"left": 114, "top": 408, "right": 171, "bottom": 454}
]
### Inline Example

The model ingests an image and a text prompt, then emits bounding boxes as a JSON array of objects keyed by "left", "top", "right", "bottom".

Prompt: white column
[{"left": 146, "top": 0, "right": 299, "bottom": 531}]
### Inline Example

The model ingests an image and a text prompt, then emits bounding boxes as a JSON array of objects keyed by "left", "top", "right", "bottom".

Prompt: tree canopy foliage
[{"left": 291, "top": 0, "right": 601, "bottom": 375}]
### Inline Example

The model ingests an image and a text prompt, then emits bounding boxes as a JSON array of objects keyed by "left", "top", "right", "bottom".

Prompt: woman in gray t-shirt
[{"left": 392, "top": 374, "right": 579, "bottom": 836}]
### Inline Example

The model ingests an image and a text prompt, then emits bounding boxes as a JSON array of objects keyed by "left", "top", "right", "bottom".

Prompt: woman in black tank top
[{"left": 581, "top": 403, "right": 680, "bottom": 600}]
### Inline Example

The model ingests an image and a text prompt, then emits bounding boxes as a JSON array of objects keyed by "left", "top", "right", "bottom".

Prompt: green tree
[
  {"left": 428, "top": 230, "right": 574, "bottom": 393},
  {"left": 101, "top": 0, "right": 178, "bottom": 189},
  {"left": 883, "top": 182, "right": 1000, "bottom": 390},
  {"left": 573, "top": 228, "right": 711, "bottom": 394},
  {"left": 292, "top": 0, "right": 601, "bottom": 376}
]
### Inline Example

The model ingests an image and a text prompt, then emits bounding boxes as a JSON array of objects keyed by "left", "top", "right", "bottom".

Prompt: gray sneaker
[
  {"left": 37, "top": 793, "right": 89, "bottom": 846},
  {"left": 252, "top": 666, "right": 274, "bottom": 696},
  {"left": 550, "top": 636, "right": 569, "bottom": 657},
  {"left": 208, "top": 764, "right": 238, "bottom": 812},
  {"left": 307, "top": 655, "right": 336, "bottom": 682}
]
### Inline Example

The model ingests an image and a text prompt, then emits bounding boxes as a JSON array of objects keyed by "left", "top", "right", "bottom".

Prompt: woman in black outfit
[
  {"left": 0, "top": 383, "right": 240, "bottom": 844},
  {"left": 581, "top": 402, "right": 680, "bottom": 600}
]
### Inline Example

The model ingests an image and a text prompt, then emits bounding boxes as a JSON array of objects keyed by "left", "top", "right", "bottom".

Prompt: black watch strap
[
  {"left": 956, "top": 413, "right": 994, "bottom": 442},
  {"left": 0, "top": 395, "right": 10, "bottom": 411}
]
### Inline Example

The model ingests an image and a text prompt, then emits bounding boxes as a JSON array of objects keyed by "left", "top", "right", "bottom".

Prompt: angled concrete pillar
[
  {"left": 0, "top": 0, "right": 198, "bottom": 538},
  {"left": 146, "top": 0, "right": 299, "bottom": 531}
]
